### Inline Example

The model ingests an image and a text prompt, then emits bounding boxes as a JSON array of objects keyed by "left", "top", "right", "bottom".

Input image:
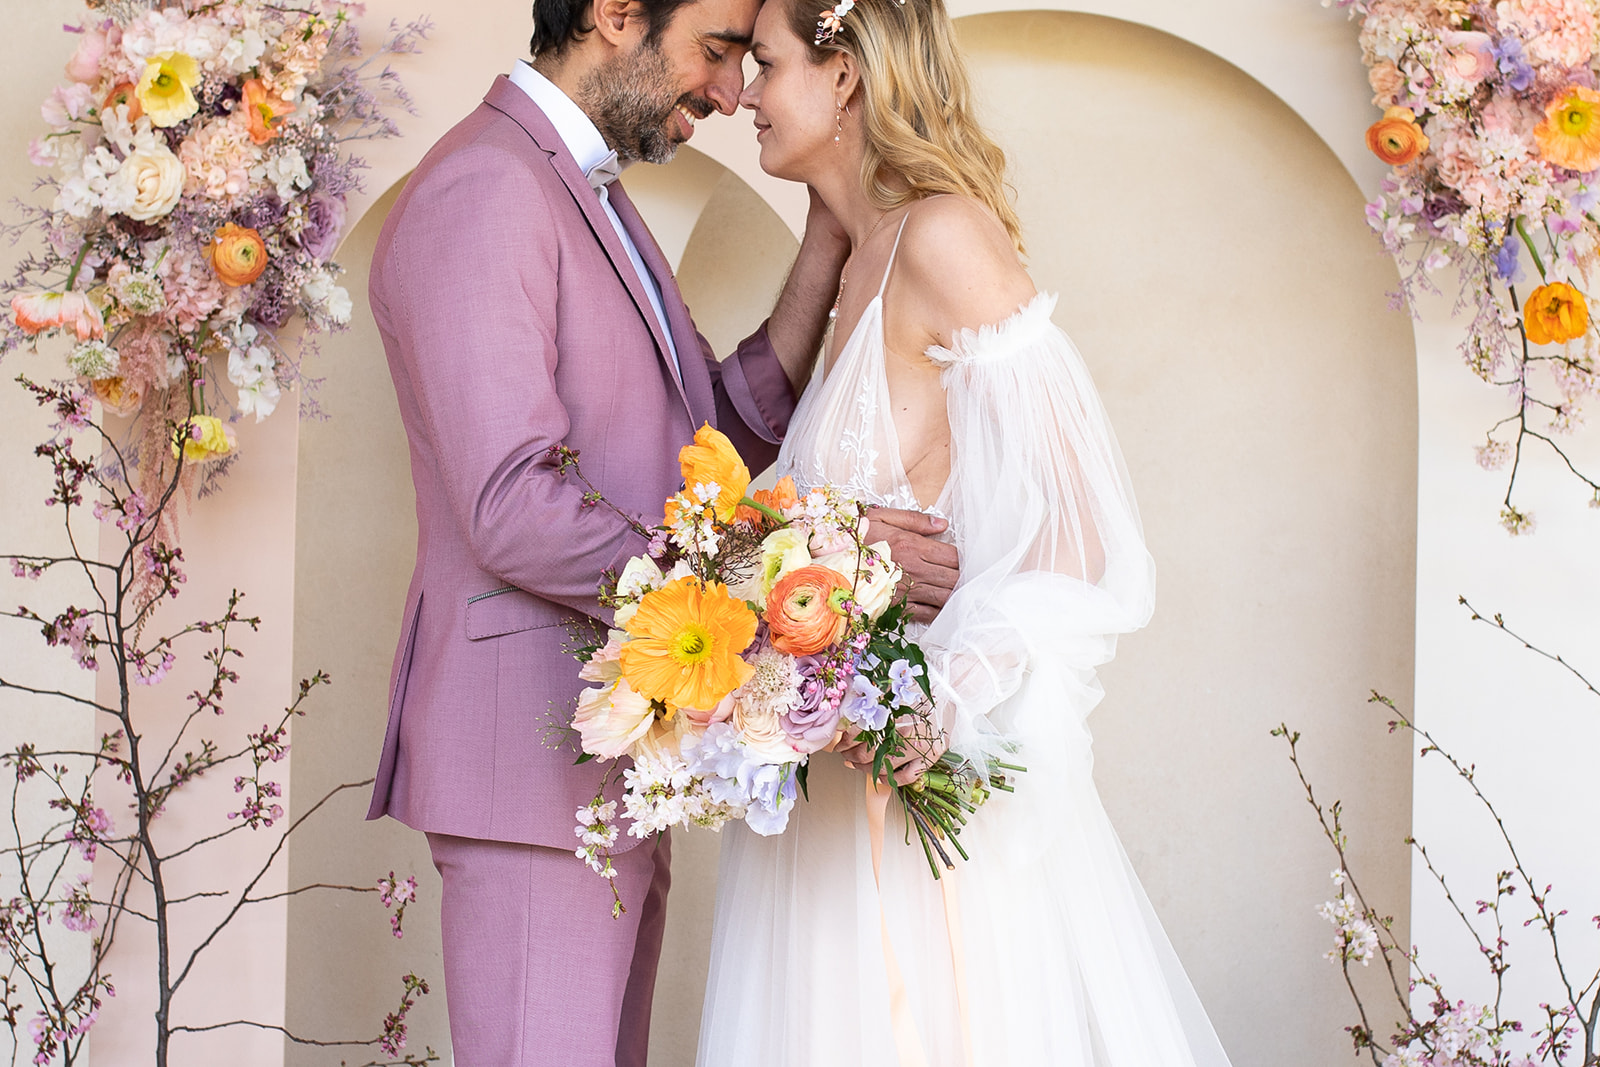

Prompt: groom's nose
[{"left": 704, "top": 66, "right": 744, "bottom": 116}]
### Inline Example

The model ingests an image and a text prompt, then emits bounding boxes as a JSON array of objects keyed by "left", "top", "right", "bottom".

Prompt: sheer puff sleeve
[{"left": 919, "top": 292, "right": 1156, "bottom": 766}]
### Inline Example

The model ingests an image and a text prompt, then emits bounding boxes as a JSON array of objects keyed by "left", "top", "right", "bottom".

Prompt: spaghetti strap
[{"left": 874, "top": 216, "right": 911, "bottom": 300}]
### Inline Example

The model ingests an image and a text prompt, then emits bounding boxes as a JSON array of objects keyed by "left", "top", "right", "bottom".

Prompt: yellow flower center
[
  {"left": 1562, "top": 102, "right": 1594, "bottom": 137},
  {"left": 670, "top": 623, "right": 713, "bottom": 665}
]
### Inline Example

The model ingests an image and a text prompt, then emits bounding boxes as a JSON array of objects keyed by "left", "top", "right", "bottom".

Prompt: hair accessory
[{"left": 815, "top": 0, "right": 855, "bottom": 44}]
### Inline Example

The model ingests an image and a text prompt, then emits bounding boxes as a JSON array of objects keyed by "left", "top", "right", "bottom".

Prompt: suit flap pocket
[{"left": 465, "top": 586, "right": 564, "bottom": 640}]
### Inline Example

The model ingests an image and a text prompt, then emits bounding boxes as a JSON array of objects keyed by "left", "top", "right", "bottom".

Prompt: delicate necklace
[{"left": 828, "top": 209, "right": 891, "bottom": 322}]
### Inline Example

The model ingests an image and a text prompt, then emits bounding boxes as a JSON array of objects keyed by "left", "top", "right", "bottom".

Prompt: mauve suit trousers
[{"left": 427, "top": 831, "right": 672, "bottom": 1067}]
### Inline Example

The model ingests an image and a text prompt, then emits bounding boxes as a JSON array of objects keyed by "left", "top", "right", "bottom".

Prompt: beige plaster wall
[{"left": 285, "top": 11, "right": 1415, "bottom": 1067}]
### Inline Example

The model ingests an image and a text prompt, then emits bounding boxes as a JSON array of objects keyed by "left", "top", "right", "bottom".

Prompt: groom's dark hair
[{"left": 530, "top": 0, "right": 696, "bottom": 59}]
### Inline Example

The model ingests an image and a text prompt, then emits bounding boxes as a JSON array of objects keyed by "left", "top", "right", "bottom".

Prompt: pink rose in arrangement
[
  {"left": 1440, "top": 31, "right": 1496, "bottom": 85},
  {"left": 64, "top": 23, "right": 113, "bottom": 84}
]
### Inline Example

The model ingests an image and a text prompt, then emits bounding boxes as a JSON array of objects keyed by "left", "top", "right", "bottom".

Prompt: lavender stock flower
[{"left": 1493, "top": 232, "right": 1524, "bottom": 283}]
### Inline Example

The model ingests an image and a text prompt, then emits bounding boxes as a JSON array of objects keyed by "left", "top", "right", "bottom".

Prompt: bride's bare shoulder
[{"left": 895, "top": 195, "right": 1036, "bottom": 348}]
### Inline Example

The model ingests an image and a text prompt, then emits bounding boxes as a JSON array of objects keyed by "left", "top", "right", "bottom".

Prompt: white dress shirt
[{"left": 508, "top": 62, "right": 682, "bottom": 380}]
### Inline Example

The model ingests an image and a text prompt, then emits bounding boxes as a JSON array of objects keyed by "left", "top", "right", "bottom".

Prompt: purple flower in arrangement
[
  {"left": 741, "top": 763, "right": 797, "bottom": 836},
  {"left": 1492, "top": 37, "right": 1533, "bottom": 92},
  {"left": 236, "top": 193, "right": 288, "bottom": 232},
  {"left": 1420, "top": 192, "right": 1464, "bottom": 233},
  {"left": 1493, "top": 233, "right": 1523, "bottom": 283},
  {"left": 888, "top": 659, "right": 924, "bottom": 707},
  {"left": 780, "top": 686, "right": 842, "bottom": 754},
  {"left": 296, "top": 191, "right": 347, "bottom": 264},
  {"left": 840, "top": 673, "right": 889, "bottom": 731},
  {"left": 248, "top": 273, "right": 294, "bottom": 328}
]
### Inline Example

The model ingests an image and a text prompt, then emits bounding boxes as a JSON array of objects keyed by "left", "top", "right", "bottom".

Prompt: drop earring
[{"left": 835, "top": 101, "right": 843, "bottom": 145}]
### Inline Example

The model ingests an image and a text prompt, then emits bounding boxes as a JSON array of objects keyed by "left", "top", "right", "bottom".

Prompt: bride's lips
[{"left": 754, "top": 119, "right": 770, "bottom": 139}]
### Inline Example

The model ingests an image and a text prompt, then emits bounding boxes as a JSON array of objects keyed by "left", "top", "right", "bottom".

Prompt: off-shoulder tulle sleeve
[{"left": 919, "top": 292, "right": 1156, "bottom": 765}]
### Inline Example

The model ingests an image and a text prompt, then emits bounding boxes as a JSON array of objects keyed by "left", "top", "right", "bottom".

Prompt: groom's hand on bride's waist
[{"left": 863, "top": 507, "right": 959, "bottom": 626}]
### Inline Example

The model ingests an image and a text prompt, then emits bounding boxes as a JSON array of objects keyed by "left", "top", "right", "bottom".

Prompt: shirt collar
[{"left": 508, "top": 60, "right": 614, "bottom": 176}]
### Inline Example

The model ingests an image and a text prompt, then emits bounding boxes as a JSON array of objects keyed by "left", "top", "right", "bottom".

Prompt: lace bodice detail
[{"left": 776, "top": 221, "right": 950, "bottom": 519}]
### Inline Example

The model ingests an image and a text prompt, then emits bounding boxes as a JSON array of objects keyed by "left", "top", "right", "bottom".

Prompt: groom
[{"left": 365, "top": 0, "right": 958, "bottom": 1062}]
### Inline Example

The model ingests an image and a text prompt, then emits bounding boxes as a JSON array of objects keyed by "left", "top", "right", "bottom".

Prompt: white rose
[
  {"left": 756, "top": 527, "right": 812, "bottom": 598},
  {"left": 733, "top": 700, "right": 801, "bottom": 766},
  {"left": 117, "top": 144, "right": 185, "bottom": 221},
  {"left": 811, "top": 540, "right": 901, "bottom": 621}
]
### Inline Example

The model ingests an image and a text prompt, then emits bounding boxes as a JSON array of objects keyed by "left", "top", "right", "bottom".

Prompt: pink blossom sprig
[{"left": 377, "top": 872, "right": 418, "bottom": 939}]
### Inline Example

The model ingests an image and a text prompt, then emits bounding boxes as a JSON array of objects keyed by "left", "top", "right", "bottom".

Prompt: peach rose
[
  {"left": 765, "top": 565, "right": 851, "bottom": 656},
  {"left": 204, "top": 224, "right": 268, "bottom": 287},
  {"left": 88, "top": 376, "right": 143, "bottom": 417}
]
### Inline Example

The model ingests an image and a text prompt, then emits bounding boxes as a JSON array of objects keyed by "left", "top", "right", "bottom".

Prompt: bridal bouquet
[
  {"left": 4, "top": 0, "right": 425, "bottom": 548},
  {"left": 556, "top": 426, "right": 1018, "bottom": 912},
  {"left": 1332, "top": 0, "right": 1600, "bottom": 529}
]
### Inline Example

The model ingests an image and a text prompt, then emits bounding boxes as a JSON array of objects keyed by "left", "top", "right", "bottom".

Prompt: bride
[{"left": 695, "top": 0, "right": 1235, "bottom": 1064}]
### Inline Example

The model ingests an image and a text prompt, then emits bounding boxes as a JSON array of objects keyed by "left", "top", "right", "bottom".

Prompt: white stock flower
[
  {"left": 300, "top": 268, "right": 352, "bottom": 326},
  {"left": 56, "top": 145, "right": 125, "bottom": 218},
  {"left": 258, "top": 148, "right": 311, "bottom": 201}
]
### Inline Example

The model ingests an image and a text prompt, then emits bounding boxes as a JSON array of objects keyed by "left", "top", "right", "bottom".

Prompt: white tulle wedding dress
[{"left": 696, "top": 220, "right": 1234, "bottom": 1067}]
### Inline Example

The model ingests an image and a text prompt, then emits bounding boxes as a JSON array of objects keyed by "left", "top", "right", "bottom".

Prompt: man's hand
[{"left": 865, "top": 506, "right": 959, "bottom": 626}]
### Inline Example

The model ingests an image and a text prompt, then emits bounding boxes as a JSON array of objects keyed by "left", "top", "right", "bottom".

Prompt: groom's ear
[{"left": 592, "top": 0, "right": 643, "bottom": 46}]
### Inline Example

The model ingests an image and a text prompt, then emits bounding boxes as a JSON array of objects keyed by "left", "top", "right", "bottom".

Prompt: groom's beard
[{"left": 580, "top": 40, "right": 709, "bottom": 165}]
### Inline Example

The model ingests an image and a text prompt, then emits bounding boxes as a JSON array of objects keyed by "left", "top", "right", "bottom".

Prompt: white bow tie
[{"left": 585, "top": 151, "right": 621, "bottom": 191}]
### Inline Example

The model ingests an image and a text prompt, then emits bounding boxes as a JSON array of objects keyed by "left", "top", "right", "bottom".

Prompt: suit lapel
[
  {"left": 482, "top": 78, "right": 692, "bottom": 420},
  {"left": 607, "top": 183, "right": 718, "bottom": 428}
]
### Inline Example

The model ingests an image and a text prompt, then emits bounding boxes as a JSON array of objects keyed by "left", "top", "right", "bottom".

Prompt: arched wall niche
[{"left": 289, "top": 9, "right": 1417, "bottom": 1067}]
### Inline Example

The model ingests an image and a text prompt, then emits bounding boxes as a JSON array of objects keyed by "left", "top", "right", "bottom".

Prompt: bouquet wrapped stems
[{"left": 900, "top": 752, "right": 1025, "bottom": 878}]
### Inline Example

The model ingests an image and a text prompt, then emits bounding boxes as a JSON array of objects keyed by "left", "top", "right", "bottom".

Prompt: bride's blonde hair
[{"left": 789, "top": 0, "right": 1024, "bottom": 252}]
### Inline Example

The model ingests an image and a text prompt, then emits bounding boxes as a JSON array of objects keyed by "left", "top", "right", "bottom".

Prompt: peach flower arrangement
[
  {"left": 1333, "top": 0, "right": 1600, "bottom": 531},
  {"left": 3, "top": 0, "right": 428, "bottom": 554}
]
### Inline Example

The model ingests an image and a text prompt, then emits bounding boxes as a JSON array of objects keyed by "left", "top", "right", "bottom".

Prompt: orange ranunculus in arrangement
[
  {"left": 620, "top": 576, "right": 758, "bottom": 712},
  {"left": 204, "top": 224, "right": 268, "bottom": 287},
  {"left": 102, "top": 81, "right": 143, "bottom": 123},
  {"left": 1365, "top": 106, "right": 1429, "bottom": 166},
  {"left": 1535, "top": 87, "right": 1600, "bottom": 173},
  {"left": 677, "top": 422, "right": 751, "bottom": 522},
  {"left": 242, "top": 79, "right": 295, "bottom": 145},
  {"left": 1523, "top": 281, "right": 1590, "bottom": 345},
  {"left": 765, "top": 565, "right": 852, "bottom": 656},
  {"left": 736, "top": 475, "right": 799, "bottom": 526}
]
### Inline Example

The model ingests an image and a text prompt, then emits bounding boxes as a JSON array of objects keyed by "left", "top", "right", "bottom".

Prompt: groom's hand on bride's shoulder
[{"left": 864, "top": 507, "right": 959, "bottom": 626}]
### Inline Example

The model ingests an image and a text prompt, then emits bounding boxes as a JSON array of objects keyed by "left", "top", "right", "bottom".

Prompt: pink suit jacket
[{"left": 365, "top": 76, "right": 796, "bottom": 851}]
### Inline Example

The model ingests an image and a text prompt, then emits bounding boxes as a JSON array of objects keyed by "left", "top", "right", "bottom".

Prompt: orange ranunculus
[
  {"left": 1535, "top": 87, "right": 1600, "bottom": 173},
  {"left": 765, "top": 565, "right": 851, "bottom": 656},
  {"left": 620, "top": 577, "right": 757, "bottom": 713},
  {"left": 10, "top": 291, "right": 103, "bottom": 340},
  {"left": 204, "top": 224, "right": 268, "bottom": 287},
  {"left": 678, "top": 423, "right": 751, "bottom": 523},
  {"left": 1365, "top": 106, "right": 1429, "bottom": 167},
  {"left": 1523, "top": 281, "right": 1590, "bottom": 345},
  {"left": 102, "top": 82, "right": 143, "bottom": 123},
  {"left": 735, "top": 475, "right": 798, "bottom": 526},
  {"left": 242, "top": 78, "right": 295, "bottom": 145}
]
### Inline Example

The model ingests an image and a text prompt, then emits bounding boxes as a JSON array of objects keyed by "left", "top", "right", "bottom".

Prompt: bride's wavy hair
[{"left": 788, "top": 0, "right": 1024, "bottom": 252}]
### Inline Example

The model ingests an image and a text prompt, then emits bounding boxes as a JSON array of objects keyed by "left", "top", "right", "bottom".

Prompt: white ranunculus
[
  {"left": 811, "top": 540, "right": 902, "bottom": 621},
  {"left": 756, "top": 527, "right": 812, "bottom": 598},
  {"left": 116, "top": 142, "right": 185, "bottom": 221}
]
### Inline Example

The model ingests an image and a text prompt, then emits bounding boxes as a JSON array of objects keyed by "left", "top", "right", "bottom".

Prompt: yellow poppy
[
  {"left": 620, "top": 577, "right": 757, "bottom": 712},
  {"left": 135, "top": 52, "right": 200, "bottom": 129},
  {"left": 678, "top": 424, "right": 751, "bottom": 523}
]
